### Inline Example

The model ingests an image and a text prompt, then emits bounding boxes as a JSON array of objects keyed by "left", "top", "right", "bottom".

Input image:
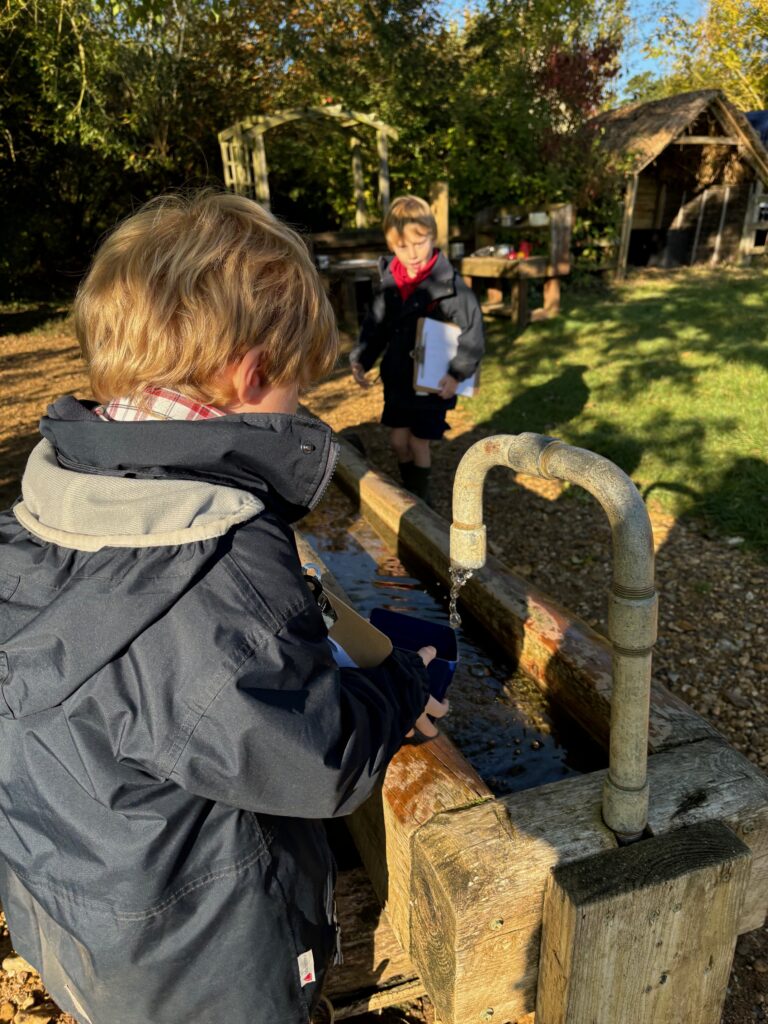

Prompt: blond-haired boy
[
  {"left": 0, "top": 191, "right": 443, "bottom": 1024},
  {"left": 350, "top": 195, "right": 484, "bottom": 504}
]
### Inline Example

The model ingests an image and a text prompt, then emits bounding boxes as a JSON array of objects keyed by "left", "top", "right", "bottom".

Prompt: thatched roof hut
[{"left": 593, "top": 89, "right": 768, "bottom": 274}]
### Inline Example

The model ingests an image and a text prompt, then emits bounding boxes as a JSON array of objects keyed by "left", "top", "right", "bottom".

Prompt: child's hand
[
  {"left": 351, "top": 362, "right": 370, "bottom": 389},
  {"left": 437, "top": 374, "right": 459, "bottom": 399},
  {"left": 406, "top": 646, "right": 450, "bottom": 738}
]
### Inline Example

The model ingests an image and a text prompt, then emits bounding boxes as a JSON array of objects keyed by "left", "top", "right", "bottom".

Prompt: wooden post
[
  {"left": 251, "top": 130, "right": 270, "bottom": 211},
  {"left": 232, "top": 128, "right": 254, "bottom": 196},
  {"left": 377, "top": 129, "right": 390, "bottom": 214},
  {"left": 542, "top": 277, "right": 561, "bottom": 318},
  {"left": 690, "top": 188, "right": 709, "bottom": 265},
  {"left": 739, "top": 180, "right": 758, "bottom": 264},
  {"left": 711, "top": 185, "right": 730, "bottom": 264},
  {"left": 350, "top": 135, "right": 368, "bottom": 228},
  {"left": 616, "top": 174, "right": 638, "bottom": 279},
  {"left": 429, "top": 181, "right": 449, "bottom": 252},
  {"left": 536, "top": 822, "right": 751, "bottom": 1024},
  {"left": 653, "top": 182, "right": 667, "bottom": 230}
]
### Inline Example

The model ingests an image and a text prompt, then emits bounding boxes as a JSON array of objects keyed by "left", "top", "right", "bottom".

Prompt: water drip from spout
[{"left": 448, "top": 566, "right": 474, "bottom": 629}]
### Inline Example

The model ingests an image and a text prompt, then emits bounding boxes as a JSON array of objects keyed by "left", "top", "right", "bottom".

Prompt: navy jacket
[
  {"left": 350, "top": 251, "right": 485, "bottom": 402},
  {"left": 0, "top": 397, "right": 430, "bottom": 1024}
]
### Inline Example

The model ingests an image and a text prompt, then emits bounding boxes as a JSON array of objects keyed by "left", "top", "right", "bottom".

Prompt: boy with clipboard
[{"left": 349, "top": 195, "right": 484, "bottom": 505}]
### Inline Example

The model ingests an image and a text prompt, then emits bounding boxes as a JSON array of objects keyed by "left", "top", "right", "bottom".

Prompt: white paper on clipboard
[{"left": 413, "top": 318, "right": 478, "bottom": 397}]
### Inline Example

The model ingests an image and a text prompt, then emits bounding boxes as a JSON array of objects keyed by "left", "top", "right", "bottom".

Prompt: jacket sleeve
[
  {"left": 168, "top": 601, "right": 431, "bottom": 818},
  {"left": 445, "top": 277, "right": 485, "bottom": 382},
  {"left": 348, "top": 285, "right": 390, "bottom": 372}
]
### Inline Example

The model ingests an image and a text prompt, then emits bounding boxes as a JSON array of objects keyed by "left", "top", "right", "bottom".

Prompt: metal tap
[{"left": 450, "top": 433, "right": 657, "bottom": 842}]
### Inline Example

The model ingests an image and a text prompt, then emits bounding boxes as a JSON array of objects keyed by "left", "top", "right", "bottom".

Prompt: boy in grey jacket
[
  {"left": 0, "top": 191, "right": 445, "bottom": 1024},
  {"left": 350, "top": 194, "right": 484, "bottom": 505}
]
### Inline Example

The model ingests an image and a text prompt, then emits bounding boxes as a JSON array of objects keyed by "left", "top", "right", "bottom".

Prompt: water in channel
[{"left": 301, "top": 485, "right": 605, "bottom": 797}]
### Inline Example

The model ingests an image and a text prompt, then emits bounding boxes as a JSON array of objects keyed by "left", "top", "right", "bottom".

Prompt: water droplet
[{"left": 448, "top": 565, "right": 473, "bottom": 629}]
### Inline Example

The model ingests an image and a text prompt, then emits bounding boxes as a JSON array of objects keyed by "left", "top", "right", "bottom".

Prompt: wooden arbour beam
[{"left": 218, "top": 106, "right": 399, "bottom": 217}]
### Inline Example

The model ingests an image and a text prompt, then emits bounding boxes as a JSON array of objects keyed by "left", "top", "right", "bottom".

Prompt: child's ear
[{"left": 231, "top": 345, "right": 264, "bottom": 405}]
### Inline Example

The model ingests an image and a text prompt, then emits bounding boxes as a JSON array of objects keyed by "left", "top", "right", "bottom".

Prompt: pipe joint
[
  {"left": 449, "top": 522, "right": 487, "bottom": 571},
  {"left": 608, "top": 591, "right": 658, "bottom": 653},
  {"left": 602, "top": 776, "right": 649, "bottom": 839}
]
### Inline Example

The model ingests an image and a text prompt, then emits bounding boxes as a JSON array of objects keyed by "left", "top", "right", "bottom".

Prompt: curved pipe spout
[{"left": 450, "top": 433, "right": 657, "bottom": 842}]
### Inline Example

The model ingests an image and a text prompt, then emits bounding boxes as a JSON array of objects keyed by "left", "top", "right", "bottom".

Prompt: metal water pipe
[{"left": 449, "top": 434, "right": 657, "bottom": 843}]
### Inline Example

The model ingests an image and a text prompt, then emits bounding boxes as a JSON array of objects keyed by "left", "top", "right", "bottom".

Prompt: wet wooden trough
[{"left": 297, "top": 441, "right": 768, "bottom": 1023}]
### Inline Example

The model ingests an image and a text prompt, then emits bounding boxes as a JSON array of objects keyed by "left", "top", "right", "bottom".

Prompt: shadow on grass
[{"left": 461, "top": 269, "right": 768, "bottom": 556}]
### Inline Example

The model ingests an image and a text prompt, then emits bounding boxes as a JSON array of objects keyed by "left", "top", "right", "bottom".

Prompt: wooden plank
[
  {"left": 459, "top": 255, "right": 521, "bottom": 278},
  {"left": 690, "top": 188, "right": 709, "bottom": 264},
  {"left": 410, "top": 775, "right": 617, "bottom": 1023},
  {"left": 536, "top": 822, "right": 750, "bottom": 1024},
  {"left": 377, "top": 130, "right": 390, "bottom": 213},
  {"left": 429, "top": 182, "right": 449, "bottom": 253},
  {"left": 350, "top": 136, "right": 368, "bottom": 229},
  {"left": 347, "top": 731, "right": 493, "bottom": 951},
  {"left": 325, "top": 865, "right": 426, "bottom": 1016},
  {"left": 548, "top": 203, "right": 573, "bottom": 274},
  {"left": 644, "top": 738, "right": 768, "bottom": 933},
  {"left": 711, "top": 184, "right": 730, "bottom": 264},
  {"left": 675, "top": 135, "right": 739, "bottom": 145},
  {"left": 409, "top": 740, "right": 768, "bottom": 1024},
  {"left": 251, "top": 131, "right": 270, "bottom": 210},
  {"left": 616, "top": 173, "right": 638, "bottom": 278},
  {"left": 740, "top": 181, "right": 759, "bottom": 263}
]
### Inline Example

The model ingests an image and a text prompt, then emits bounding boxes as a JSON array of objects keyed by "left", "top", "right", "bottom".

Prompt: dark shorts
[{"left": 381, "top": 394, "right": 456, "bottom": 440}]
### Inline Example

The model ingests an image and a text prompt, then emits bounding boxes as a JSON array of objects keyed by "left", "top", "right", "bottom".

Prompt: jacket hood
[{"left": 37, "top": 396, "right": 339, "bottom": 525}]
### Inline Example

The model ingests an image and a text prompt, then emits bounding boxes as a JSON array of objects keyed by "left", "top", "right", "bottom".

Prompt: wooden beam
[
  {"left": 251, "top": 131, "right": 270, "bottom": 210},
  {"left": 690, "top": 188, "right": 709, "bottom": 265},
  {"left": 616, "top": 174, "right": 638, "bottom": 278},
  {"left": 536, "top": 822, "right": 751, "bottom": 1024},
  {"left": 711, "top": 185, "right": 730, "bottom": 264},
  {"left": 429, "top": 181, "right": 449, "bottom": 252},
  {"left": 675, "top": 135, "right": 739, "bottom": 145},
  {"left": 350, "top": 136, "right": 368, "bottom": 229},
  {"left": 740, "top": 181, "right": 759, "bottom": 264},
  {"left": 409, "top": 739, "right": 768, "bottom": 1024},
  {"left": 377, "top": 129, "right": 390, "bottom": 214}
]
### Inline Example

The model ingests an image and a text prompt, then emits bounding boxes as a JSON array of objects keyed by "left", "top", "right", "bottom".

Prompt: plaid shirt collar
[{"left": 95, "top": 387, "right": 226, "bottom": 422}]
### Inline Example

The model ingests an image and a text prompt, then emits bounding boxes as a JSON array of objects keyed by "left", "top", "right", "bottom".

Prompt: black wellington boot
[
  {"left": 409, "top": 465, "right": 433, "bottom": 507},
  {"left": 398, "top": 460, "right": 417, "bottom": 488}
]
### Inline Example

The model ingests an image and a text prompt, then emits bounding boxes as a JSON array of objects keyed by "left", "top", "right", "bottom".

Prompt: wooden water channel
[{"left": 298, "top": 439, "right": 768, "bottom": 1024}]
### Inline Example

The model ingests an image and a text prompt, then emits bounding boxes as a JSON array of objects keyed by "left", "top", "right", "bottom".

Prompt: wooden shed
[{"left": 594, "top": 89, "right": 768, "bottom": 274}]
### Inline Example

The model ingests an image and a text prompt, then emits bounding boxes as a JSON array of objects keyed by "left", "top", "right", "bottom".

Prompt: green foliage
[
  {"left": 1, "top": 0, "right": 626, "bottom": 295},
  {"left": 467, "top": 268, "right": 768, "bottom": 553},
  {"left": 642, "top": 0, "right": 768, "bottom": 109}
]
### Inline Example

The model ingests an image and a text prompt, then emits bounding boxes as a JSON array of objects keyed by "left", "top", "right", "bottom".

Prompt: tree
[{"left": 646, "top": 0, "right": 768, "bottom": 110}]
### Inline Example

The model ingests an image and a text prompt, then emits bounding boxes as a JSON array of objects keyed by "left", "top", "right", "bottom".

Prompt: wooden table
[{"left": 459, "top": 254, "right": 563, "bottom": 327}]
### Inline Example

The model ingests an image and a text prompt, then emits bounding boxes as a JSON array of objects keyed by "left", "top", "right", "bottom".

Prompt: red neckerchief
[{"left": 391, "top": 250, "right": 440, "bottom": 302}]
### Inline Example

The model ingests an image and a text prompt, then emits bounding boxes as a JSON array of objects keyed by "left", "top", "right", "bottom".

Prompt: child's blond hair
[
  {"left": 382, "top": 195, "right": 436, "bottom": 239},
  {"left": 74, "top": 190, "right": 339, "bottom": 407}
]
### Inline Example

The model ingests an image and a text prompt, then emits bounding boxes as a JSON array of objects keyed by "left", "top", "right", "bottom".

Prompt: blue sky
[
  {"left": 439, "top": 0, "right": 707, "bottom": 86},
  {"left": 621, "top": 0, "right": 704, "bottom": 83}
]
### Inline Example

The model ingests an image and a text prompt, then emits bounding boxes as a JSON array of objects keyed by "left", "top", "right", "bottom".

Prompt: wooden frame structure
[
  {"left": 594, "top": 90, "right": 768, "bottom": 276},
  {"left": 218, "top": 106, "right": 399, "bottom": 224}
]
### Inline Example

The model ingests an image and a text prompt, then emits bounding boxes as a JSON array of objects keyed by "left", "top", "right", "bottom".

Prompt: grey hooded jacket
[{"left": 0, "top": 397, "right": 430, "bottom": 1024}]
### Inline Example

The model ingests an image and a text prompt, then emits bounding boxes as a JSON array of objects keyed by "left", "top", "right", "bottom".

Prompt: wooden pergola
[{"left": 218, "top": 106, "right": 399, "bottom": 225}]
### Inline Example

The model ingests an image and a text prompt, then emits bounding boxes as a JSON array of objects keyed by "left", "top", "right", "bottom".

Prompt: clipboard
[
  {"left": 325, "top": 591, "right": 393, "bottom": 668},
  {"left": 412, "top": 317, "right": 479, "bottom": 397}
]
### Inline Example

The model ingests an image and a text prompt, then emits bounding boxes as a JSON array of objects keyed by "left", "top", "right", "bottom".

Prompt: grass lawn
[{"left": 466, "top": 266, "right": 768, "bottom": 555}]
